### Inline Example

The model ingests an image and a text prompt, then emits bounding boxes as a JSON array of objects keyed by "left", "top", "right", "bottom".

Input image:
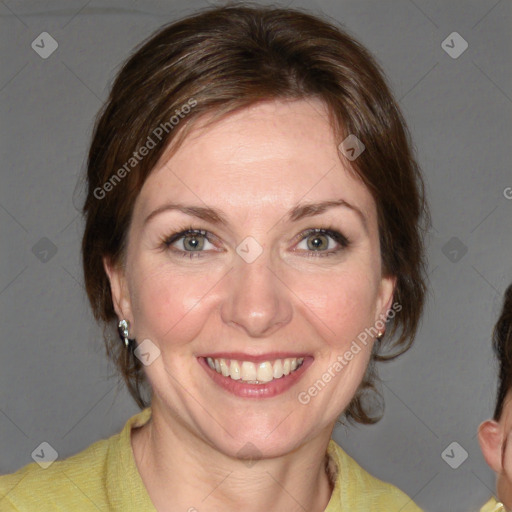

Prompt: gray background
[{"left": 0, "top": 1, "right": 511, "bottom": 511}]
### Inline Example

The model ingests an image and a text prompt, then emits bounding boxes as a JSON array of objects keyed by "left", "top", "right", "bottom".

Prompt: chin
[
  {"left": 200, "top": 415, "right": 313, "bottom": 460},
  {"left": 216, "top": 433, "right": 303, "bottom": 462}
]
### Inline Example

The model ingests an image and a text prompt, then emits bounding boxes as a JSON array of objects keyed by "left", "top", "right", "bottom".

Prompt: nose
[{"left": 220, "top": 251, "right": 293, "bottom": 338}]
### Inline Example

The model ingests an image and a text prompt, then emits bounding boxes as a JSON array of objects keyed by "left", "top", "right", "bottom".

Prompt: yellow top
[
  {"left": 481, "top": 497, "right": 506, "bottom": 511},
  {"left": 0, "top": 407, "right": 422, "bottom": 511}
]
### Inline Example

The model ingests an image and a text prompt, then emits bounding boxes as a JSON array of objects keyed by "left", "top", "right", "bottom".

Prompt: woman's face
[{"left": 107, "top": 98, "right": 395, "bottom": 458}]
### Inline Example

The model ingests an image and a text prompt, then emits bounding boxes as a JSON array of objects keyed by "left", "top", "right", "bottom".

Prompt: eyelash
[{"left": 161, "top": 225, "right": 350, "bottom": 259}]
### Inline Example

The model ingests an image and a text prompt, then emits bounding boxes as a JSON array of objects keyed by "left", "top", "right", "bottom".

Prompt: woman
[{"left": 0, "top": 5, "right": 428, "bottom": 511}]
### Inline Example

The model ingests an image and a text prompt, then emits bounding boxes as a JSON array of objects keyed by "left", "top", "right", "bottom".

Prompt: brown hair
[
  {"left": 493, "top": 284, "right": 512, "bottom": 420},
  {"left": 82, "top": 4, "right": 428, "bottom": 424}
]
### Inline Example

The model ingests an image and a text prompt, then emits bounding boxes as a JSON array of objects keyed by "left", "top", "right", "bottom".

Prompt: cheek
[
  {"left": 129, "top": 264, "right": 214, "bottom": 347},
  {"left": 293, "top": 266, "right": 380, "bottom": 344}
]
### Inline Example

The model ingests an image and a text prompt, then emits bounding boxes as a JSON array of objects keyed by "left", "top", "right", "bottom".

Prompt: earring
[
  {"left": 376, "top": 330, "right": 385, "bottom": 340},
  {"left": 118, "top": 319, "right": 134, "bottom": 349}
]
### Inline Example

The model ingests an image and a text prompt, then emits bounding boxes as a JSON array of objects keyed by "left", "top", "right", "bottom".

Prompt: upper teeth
[{"left": 206, "top": 357, "right": 305, "bottom": 384}]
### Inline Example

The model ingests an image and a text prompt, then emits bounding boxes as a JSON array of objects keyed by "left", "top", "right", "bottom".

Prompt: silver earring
[{"left": 118, "top": 319, "right": 134, "bottom": 349}]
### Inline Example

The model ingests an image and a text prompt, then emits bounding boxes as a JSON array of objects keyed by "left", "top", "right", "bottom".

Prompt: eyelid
[{"left": 292, "top": 227, "right": 348, "bottom": 245}]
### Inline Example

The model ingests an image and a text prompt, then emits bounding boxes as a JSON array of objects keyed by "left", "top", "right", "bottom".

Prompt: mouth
[
  {"left": 198, "top": 353, "right": 312, "bottom": 398},
  {"left": 206, "top": 356, "right": 305, "bottom": 383}
]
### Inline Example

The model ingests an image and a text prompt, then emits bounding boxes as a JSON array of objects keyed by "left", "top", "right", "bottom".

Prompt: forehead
[{"left": 136, "top": 98, "right": 376, "bottom": 225}]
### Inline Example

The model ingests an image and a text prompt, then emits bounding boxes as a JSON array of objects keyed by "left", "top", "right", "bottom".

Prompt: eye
[
  {"left": 163, "top": 229, "right": 216, "bottom": 258},
  {"left": 294, "top": 228, "right": 349, "bottom": 257},
  {"left": 161, "top": 226, "right": 349, "bottom": 259}
]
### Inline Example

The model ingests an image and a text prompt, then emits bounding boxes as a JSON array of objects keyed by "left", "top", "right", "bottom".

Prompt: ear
[
  {"left": 375, "top": 274, "right": 396, "bottom": 324},
  {"left": 478, "top": 419, "right": 504, "bottom": 473},
  {"left": 103, "top": 256, "right": 133, "bottom": 323}
]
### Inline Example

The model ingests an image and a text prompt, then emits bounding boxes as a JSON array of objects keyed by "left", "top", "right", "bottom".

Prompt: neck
[{"left": 131, "top": 404, "right": 335, "bottom": 512}]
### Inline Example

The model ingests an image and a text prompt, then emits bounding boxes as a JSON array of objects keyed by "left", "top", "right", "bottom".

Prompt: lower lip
[{"left": 198, "top": 357, "right": 313, "bottom": 398}]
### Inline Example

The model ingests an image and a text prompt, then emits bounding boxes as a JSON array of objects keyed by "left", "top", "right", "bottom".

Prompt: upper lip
[{"left": 198, "top": 352, "right": 311, "bottom": 363}]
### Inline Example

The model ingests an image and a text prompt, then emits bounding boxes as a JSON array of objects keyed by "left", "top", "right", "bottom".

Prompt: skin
[
  {"left": 105, "top": 98, "right": 395, "bottom": 512},
  {"left": 479, "top": 391, "right": 512, "bottom": 510}
]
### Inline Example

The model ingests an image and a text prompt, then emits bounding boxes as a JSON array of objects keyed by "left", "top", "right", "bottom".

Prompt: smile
[
  {"left": 206, "top": 356, "right": 305, "bottom": 384},
  {"left": 199, "top": 353, "right": 312, "bottom": 398}
]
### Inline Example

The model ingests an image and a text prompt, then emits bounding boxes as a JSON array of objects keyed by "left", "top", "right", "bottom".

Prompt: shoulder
[
  {"left": 0, "top": 408, "right": 152, "bottom": 512},
  {"left": 327, "top": 439, "right": 423, "bottom": 511},
  {"left": 0, "top": 435, "right": 112, "bottom": 511},
  {"left": 479, "top": 497, "right": 505, "bottom": 511}
]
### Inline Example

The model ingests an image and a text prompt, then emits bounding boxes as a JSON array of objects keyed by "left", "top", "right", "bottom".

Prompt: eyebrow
[{"left": 143, "top": 199, "right": 367, "bottom": 231}]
